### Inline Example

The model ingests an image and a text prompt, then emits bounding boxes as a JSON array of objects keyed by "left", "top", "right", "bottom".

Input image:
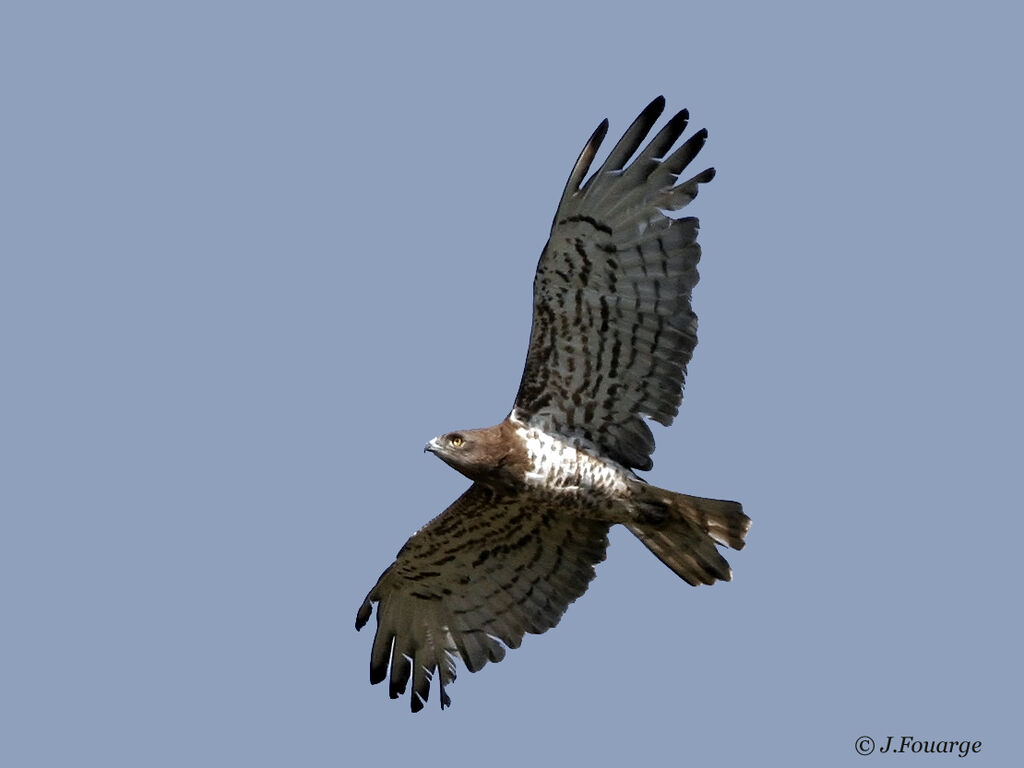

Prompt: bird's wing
[
  {"left": 355, "top": 483, "right": 610, "bottom": 711},
  {"left": 513, "top": 97, "right": 715, "bottom": 471}
]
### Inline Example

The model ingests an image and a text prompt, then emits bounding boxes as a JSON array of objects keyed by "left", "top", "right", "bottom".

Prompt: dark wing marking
[
  {"left": 355, "top": 484, "right": 610, "bottom": 712},
  {"left": 513, "top": 96, "right": 716, "bottom": 471}
]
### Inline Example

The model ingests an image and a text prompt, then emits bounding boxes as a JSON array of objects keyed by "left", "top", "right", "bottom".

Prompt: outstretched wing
[
  {"left": 355, "top": 484, "right": 610, "bottom": 712},
  {"left": 513, "top": 97, "right": 716, "bottom": 471}
]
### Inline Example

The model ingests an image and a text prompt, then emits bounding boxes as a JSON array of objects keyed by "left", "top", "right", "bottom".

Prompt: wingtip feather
[
  {"left": 355, "top": 596, "right": 372, "bottom": 630},
  {"left": 557, "top": 117, "right": 609, "bottom": 216}
]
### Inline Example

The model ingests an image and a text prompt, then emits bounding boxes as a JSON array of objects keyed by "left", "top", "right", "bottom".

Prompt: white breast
[{"left": 513, "top": 423, "right": 631, "bottom": 498}]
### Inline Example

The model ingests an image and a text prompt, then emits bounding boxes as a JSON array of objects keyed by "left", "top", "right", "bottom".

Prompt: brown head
[{"left": 424, "top": 421, "right": 527, "bottom": 491}]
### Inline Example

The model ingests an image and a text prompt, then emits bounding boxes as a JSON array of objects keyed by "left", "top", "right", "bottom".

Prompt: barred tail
[{"left": 626, "top": 483, "right": 750, "bottom": 586}]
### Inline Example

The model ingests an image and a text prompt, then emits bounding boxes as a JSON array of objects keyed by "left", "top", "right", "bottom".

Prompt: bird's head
[
  {"left": 424, "top": 430, "right": 483, "bottom": 475},
  {"left": 424, "top": 424, "right": 524, "bottom": 490}
]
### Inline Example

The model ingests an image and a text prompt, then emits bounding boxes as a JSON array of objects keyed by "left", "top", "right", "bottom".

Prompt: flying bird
[{"left": 356, "top": 97, "right": 749, "bottom": 711}]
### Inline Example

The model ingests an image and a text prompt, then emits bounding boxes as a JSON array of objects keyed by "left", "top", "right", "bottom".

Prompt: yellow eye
[{"left": 448, "top": 435, "right": 464, "bottom": 448}]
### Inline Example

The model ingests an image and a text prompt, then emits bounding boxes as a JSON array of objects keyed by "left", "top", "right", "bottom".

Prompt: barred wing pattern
[
  {"left": 513, "top": 97, "right": 715, "bottom": 471},
  {"left": 355, "top": 484, "right": 611, "bottom": 711}
]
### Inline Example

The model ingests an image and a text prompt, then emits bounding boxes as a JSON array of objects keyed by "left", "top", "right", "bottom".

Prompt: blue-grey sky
[{"left": 3, "top": 2, "right": 1021, "bottom": 766}]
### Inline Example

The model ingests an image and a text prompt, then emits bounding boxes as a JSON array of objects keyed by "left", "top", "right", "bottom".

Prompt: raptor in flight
[{"left": 356, "top": 97, "right": 749, "bottom": 711}]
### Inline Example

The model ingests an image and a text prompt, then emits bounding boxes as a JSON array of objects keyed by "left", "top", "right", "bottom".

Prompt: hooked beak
[{"left": 424, "top": 437, "right": 440, "bottom": 455}]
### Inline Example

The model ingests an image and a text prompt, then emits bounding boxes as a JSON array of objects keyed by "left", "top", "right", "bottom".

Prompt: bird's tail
[{"left": 625, "top": 483, "right": 750, "bottom": 586}]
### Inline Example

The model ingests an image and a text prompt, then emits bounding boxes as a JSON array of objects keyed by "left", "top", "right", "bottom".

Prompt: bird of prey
[{"left": 356, "top": 97, "right": 749, "bottom": 712}]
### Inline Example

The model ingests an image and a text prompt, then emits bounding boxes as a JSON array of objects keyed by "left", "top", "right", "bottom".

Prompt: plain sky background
[{"left": 3, "top": 1, "right": 1021, "bottom": 765}]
